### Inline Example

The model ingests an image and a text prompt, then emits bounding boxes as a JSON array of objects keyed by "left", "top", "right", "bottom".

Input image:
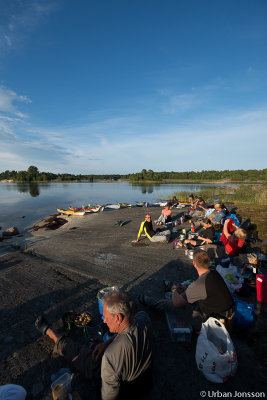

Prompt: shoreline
[{"left": 1, "top": 179, "right": 266, "bottom": 184}]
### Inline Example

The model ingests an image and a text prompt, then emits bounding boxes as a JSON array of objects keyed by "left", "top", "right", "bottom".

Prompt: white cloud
[
  {"left": 0, "top": 80, "right": 266, "bottom": 173},
  {"left": 25, "top": 128, "right": 64, "bottom": 140},
  {"left": 0, "top": 86, "right": 31, "bottom": 116},
  {"left": 0, "top": 0, "right": 59, "bottom": 55},
  {"left": 164, "top": 93, "right": 202, "bottom": 113}
]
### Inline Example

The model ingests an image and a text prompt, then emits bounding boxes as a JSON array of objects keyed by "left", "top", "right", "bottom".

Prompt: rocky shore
[{"left": 0, "top": 206, "right": 266, "bottom": 399}]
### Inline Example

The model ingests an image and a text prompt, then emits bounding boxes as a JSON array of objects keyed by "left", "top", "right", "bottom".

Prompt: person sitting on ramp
[
  {"left": 132, "top": 214, "right": 171, "bottom": 243},
  {"left": 154, "top": 204, "right": 172, "bottom": 226}
]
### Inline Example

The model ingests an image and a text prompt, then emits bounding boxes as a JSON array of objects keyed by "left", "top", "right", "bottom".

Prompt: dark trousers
[{"left": 54, "top": 336, "right": 153, "bottom": 399}]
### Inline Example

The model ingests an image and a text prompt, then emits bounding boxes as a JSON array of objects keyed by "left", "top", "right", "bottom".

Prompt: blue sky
[{"left": 0, "top": 0, "right": 266, "bottom": 174}]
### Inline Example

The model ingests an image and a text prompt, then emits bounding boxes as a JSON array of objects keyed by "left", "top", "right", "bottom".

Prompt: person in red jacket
[{"left": 220, "top": 218, "right": 247, "bottom": 257}]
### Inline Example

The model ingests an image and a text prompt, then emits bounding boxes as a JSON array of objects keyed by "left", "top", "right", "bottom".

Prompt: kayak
[
  {"left": 135, "top": 202, "right": 145, "bottom": 207},
  {"left": 89, "top": 206, "right": 103, "bottom": 212},
  {"left": 152, "top": 201, "right": 168, "bottom": 207},
  {"left": 104, "top": 204, "right": 120, "bottom": 209},
  {"left": 118, "top": 203, "right": 132, "bottom": 208},
  {"left": 57, "top": 208, "right": 85, "bottom": 216},
  {"left": 69, "top": 205, "right": 102, "bottom": 213}
]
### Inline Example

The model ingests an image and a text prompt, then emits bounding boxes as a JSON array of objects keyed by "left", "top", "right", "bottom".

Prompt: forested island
[{"left": 0, "top": 165, "right": 267, "bottom": 183}]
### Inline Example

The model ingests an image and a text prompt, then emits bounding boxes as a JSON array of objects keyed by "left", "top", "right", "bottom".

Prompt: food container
[
  {"left": 173, "top": 241, "right": 183, "bottom": 249},
  {"left": 165, "top": 311, "right": 192, "bottom": 342},
  {"left": 97, "top": 286, "right": 119, "bottom": 319},
  {"left": 74, "top": 312, "right": 92, "bottom": 328},
  {"left": 179, "top": 234, "right": 185, "bottom": 240},
  {"left": 182, "top": 229, "right": 186, "bottom": 234},
  {"left": 188, "top": 250, "right": 194, "bottom": 259},
  {"left": 51, "top": 372, "right": 72, "bottom": 400},
  {"left": 62, "top": 311, "right": 92, "bottom": 331},
  {"left": 185, "top": 249, "right": 189, "bottom": 256}
]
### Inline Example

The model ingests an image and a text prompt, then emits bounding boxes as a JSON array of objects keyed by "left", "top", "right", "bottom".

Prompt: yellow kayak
[
  {"left": 119, "top": 203, "right": 132, "bottom": 208},
  {"left": 57, "top": 208, "right": 85, "bottom": 216}
]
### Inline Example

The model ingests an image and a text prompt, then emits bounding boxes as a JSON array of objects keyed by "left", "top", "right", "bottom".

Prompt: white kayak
[
  {"left": 152, "top": 201, "right": 168, "bottom": 207},
  {"left": 104, "top": 204, "right": 121, "bottom": 210}
]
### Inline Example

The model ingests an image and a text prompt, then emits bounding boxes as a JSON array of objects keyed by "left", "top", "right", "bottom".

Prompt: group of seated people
[
  {"left": 184, "top": 197, "right": 248, "bottom": 261},
  {"left": 31, "top": 195, "right": 254, "bottom": 400},
  {"left": 34, "top": 249, "right": 236, "bottom": 400},
  {"left": 31, "top": 196, "right": 252, "bottom": 400},
  {"left": 132, "top": 196, "right": 248, "bottom": 261}
]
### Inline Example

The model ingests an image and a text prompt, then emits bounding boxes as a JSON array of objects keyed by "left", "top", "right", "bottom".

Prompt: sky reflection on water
[{"left": 0, "top": 181, "right": 234, "bottom": 232}]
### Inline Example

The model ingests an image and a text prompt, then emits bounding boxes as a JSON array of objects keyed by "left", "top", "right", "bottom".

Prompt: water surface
[{"left": 0, "top": 181, "right": 235, "bottom": 232}]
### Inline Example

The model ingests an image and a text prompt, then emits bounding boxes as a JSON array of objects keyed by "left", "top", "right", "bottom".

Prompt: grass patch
[{"left": 172, "top": 184, "right": 267, "bottom": 206}]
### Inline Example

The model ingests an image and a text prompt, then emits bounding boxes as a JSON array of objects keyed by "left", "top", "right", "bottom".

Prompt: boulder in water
[{"left": 2, "top": 227, "right": 20, "bottom": 237}]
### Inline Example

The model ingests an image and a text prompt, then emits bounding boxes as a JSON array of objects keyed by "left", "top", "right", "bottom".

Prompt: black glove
[{"left": 35, "top": 315, "right": 50, "bottom": 335}]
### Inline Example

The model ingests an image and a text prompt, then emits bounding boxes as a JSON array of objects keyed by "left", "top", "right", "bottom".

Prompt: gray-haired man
[{"left": 36, "top": 291, "right": 153, "bottom": 400}]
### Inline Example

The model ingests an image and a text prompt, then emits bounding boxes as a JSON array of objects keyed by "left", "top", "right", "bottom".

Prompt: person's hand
[
  {"left": 92, "top": 342, "right": 109, "bottom": 361},
  {"left": 171, "top": 284, "right": 178, "bottom": 292},
  {"left": 171, "top": 284, "right": 184, "bottom": 293},
  {"left": 175, "top": 284, "right": 186, "bottom": 294}
]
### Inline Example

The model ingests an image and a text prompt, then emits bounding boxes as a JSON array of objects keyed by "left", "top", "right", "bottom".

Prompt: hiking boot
[{"left": 35, "top": 315, "right": 50, "bottom": 336}]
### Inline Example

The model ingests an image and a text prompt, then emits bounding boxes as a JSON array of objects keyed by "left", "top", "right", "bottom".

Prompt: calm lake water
[{"left": 0, "top": 181, "right": 234, "bottom": 232}]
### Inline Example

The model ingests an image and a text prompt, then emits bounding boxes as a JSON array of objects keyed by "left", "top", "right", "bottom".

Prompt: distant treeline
[
  {"left": 0, "top": 166, "right": 121, "bottom": 182},
  {"left": 127, "top": 168, "right": 267, "bottom": 182},
  {"left": 0, "top": 166, "right": 267, "bottom": 182}
]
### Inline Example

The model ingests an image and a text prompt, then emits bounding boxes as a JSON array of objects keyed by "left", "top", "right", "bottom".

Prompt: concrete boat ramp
[{"left": 0, "top": 207, "right": 266, "bottom": 399}]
